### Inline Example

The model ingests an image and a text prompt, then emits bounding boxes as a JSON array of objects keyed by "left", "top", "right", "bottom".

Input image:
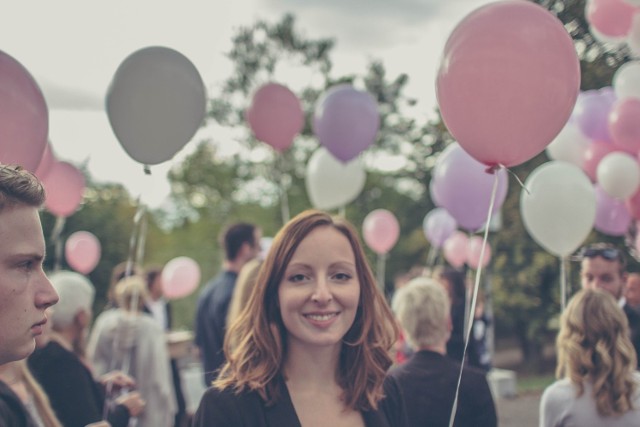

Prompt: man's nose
[{"left": 36, "top": 273, "right": 59, "bottom": 309}]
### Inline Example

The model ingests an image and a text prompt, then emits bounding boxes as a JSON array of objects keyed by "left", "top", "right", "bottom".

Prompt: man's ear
[{"left": 75, "top": 309, "right": 90, "bottom": 328}]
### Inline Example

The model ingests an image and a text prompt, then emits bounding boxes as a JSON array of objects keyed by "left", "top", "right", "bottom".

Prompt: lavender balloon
[
  {"left": 423, "top": 208, "right": 458, "bottom": 248},
  {"left": 594, "top": 185, "right": 632, "bottom": 236},
  {"left": 432, "top": 143, "right": 509, "bottom": 231},
  {"left": 313, "top": 85, "right": 380, "bottom": 163},
  {"left": 573, "top": 87, "right": 617, "bottom": 142}
]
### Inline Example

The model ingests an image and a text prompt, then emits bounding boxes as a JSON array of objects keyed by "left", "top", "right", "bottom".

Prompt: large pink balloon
[
  {"left": 362, "top": 209, "right": 400, "bottom": 255},
  {"left": 0, "top": 50, "right": 48, "bottom": 172},
  {"left": 65, "top": 231, "right": 101, "bottom": 274},
  {"left": 313, "top": 85, "right": 380, "bottom": 163},
  {"left": 436, "top": 1, "right": 580, "bottom": 167},
  {"left": 586, "top": 0, "right": 636, "bottom": 38},
  {"left": 431, "top": 144, "right": 509, "bottom": 232},
  {"left": 246, "top": 83, "right": 304, "bottom": 152},
  {"left": 443, "top": 231, "right": 468, "bottom": 268},
  {"left": 609, "top": 98, "right": 640, "bottom": 152},
  {"left": 161, "top": 256, "right": 201, "bottom": 300},
  {"left": 42, "top": 161, "right": 86, "bottom": 217},
  {"left": 466, "top": 236, "right": 492, "bottom": 270}
]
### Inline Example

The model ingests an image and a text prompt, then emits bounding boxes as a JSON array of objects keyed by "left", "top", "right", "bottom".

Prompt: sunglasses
[{"left": 578, "top": 247, "right": 622, "bottom": 261}]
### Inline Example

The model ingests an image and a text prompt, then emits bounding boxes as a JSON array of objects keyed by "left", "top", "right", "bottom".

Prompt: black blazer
[
  {"left": 623, "top": 303, "right": 640, "bottom": 368},
  {"left": 388, "top": 350, "right": 497, "bottom": 427},
  {"left": 192, "top": 375, "right": 408, "bottom": 427}
]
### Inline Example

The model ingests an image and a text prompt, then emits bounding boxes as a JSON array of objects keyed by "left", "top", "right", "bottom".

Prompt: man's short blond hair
[{"left": 392, "top": 276, "right": 450, "bottom": 349}]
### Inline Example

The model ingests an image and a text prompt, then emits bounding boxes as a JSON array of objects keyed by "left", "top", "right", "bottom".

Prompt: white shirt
[{"left": 148, "top": 298, "right": 168, "bottom": 330}]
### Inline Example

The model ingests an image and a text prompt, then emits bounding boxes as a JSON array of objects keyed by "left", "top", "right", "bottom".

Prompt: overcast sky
[{"left": 2, "top": 0, "right": 493, "bottom": 207}]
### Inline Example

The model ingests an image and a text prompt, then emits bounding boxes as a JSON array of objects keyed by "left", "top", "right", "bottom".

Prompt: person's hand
[
  {"left": 99, "top": 370, "right": 136, "bottom": 391},
  {"left": 116, "top": 391, "right": 146, "bottom": 417},
  {"left": 85, "top": 422, "right": 111, "bottom": 427}
]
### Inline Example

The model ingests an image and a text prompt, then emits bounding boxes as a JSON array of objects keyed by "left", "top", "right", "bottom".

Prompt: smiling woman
[{"left": 192, "top": 209, "right": 407, "bottom": 427}]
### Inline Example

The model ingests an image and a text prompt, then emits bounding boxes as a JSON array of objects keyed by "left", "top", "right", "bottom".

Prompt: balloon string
[
  {"left": 505, "top": 167, "right": 529, "bottom": 195},
  {"left": 377, "top": 253, "right": 386, "bottom": 293},
  {"left": 448, "top": 169, "right": 500, "bottom": 427},
  {"left": 276, "top": 155, "right": 291, "bottom": 225},
  {"left": 560, "top": 256, "right": 568, "bottom": 312},
  {"left": 50, "top": 216, "right": 66, "bottom": 272},
  {"left": 426, "top": 245, "right": 438, "bottom": 268}
]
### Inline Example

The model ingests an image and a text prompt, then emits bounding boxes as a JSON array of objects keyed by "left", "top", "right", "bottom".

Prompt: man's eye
[{"left": 20, "top": 260, "right": 35, "bottom": 270}]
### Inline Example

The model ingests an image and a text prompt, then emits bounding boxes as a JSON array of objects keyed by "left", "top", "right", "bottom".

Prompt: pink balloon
[
  {"left": 313, "top": 85, "right": 380, "bottom": 163},
  {"left": 436, "top": 1, "right": 580, "bottom": 167},
  {"left": 626, "top": 186, "right": 640, "bottom": 220},
  {"left": 609, "top": 98, "right": 640, "bottom": 153},
  {"left": 34, "top": 142, "right": 55, "bottom": 181},
  {"left": 161, "top": 256, "right": 201, "bottom": 300},
  {"left": 0, "top": 50, "right": 48, "bottom": 172},
  {"left": 431, "top": 144, "right": 509, "bottom": 232},
  {"left": 582, "top": 141, "right": 617, "bottom": 181},
  {"left": 443, "top": 231, "right": 468, "bottom": 268},
  {"left": 42, "top": 161, "right": 86, "bottom": 217},
  {"left": 362, "top": 209, "right": 400, "bottom": 255},
  {"left": 586, "top": 0, "right": 636, "bottom": 38},
  {"left": 245, "top": 83, "right": 304, "bottom": 152},
  {"left": 466, "top": 236, "right": 492, "bottom": 270},
  {"left": 595, "top": 185, "right": 632, "bottom": 236},
  {"left": 65, "top": 231, "right": 101, "bottom": 274}
]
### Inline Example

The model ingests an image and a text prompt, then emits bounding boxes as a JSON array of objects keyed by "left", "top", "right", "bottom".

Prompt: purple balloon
[
  {"left": 594, "top": 185, "right": 631, "bottom": 236},
  {"left": 313, "top": 85, "right": 380, "bottom": 163},
  {"left": 429, "top": 179, "right": 444, "bottom": 207},
  {"left": 423, "top": 208, "right": 458, "bottom": 248},
  {"left": 573, "top": 87, "right": 617, "bottom": 142},
  {"left": 432, "top": 143, "right": 509, "bottom": 231}
]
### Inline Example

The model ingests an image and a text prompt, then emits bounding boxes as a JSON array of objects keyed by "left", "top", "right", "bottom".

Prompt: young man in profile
[{"left": 0, "top": 164, "right": 58, "bottom": 424}]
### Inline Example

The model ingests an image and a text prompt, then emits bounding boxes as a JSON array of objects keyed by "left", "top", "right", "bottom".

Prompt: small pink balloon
[
  {"left": 0, "top": 50, "right": 48, "bottom": 172},
  {"left": 609, "top": 98, "right": 640, "bottom": 153},
  {"left": 582, "top": 141, "right": 617, "bottom": 182},
  {"left": 443, "top": 231, "right": 469, "bottom": 268},
  {"left": 586, "top": 0, "right": 636, "bottom": 38},
  {"left": 466, "top": 236, "right": 492, "bottom": 270},
  {"left": 362, "top": 209, "right": 400, "bottom": 255},
  {"left": 436, "top": 1, "right": 580, "bottom": 167},
  {"left": 42, "top": 161, "right": 86, "bottom": 217},
  {"left": 245, "top": 83, "right": 304, "bottom": 152},
  {"left": 65, "top": 231, "right": 101, "bottom": 274},
  {"left": 34, "top": 142, "right": 55, "bottom": 181},
  {"left": 595, "top": 185, "right": 632, "bottom": 236},
  {"left": 161, "top": 256, "right": 201, "bottom": 299}
]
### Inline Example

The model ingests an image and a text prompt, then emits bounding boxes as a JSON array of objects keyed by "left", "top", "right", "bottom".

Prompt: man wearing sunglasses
[{"left": 578, "top": 243, "right": 640, "bottom": 367}]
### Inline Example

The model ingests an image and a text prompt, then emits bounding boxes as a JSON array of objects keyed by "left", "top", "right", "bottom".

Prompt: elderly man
[
  {"left": 0, "top": 165, "right": 58, "bottom": 424},
  {"left": 389, "top": 276, "right": 497, "bottom": 427},
  {"left": 579, "top": 243, "right": 640, "bottom": 367}
]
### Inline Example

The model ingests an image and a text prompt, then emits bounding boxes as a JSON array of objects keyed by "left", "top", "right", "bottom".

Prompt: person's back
[
  {"left": 194, "top": 222, "right": 261, "bottom": 385},
  {"left": 389, "top": 276, "right": 496, "bottom": 427}
]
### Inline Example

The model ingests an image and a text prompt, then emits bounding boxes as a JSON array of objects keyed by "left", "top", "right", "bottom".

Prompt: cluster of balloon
[
  {"left": 246, "top": 83, "right": 304, "bottom": 152},
  {"left": 305, "top": 147, "right": 366, "bottom": 211},
  {"left": 161, "top": 256, "right": 201, "bottom": 300},
  {"left": 65, "top": 231, "right": 101, "bottom": 274},
  {"left": 313, "top": 85, "right": 380, "bottom": 163},
  {"left": 0, "top": 50, "right": 48, "bottom": 171},
  {"left": 106, "top": 46, "right": 207, "bottom": 166},
  {"left": 585, "top": 0, "right": 640, "bottom": 53}
]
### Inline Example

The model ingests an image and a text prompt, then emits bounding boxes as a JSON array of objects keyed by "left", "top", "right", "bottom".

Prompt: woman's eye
[
  {"left": 333, "top": 273, "right": 352, "bottom": 281},
  {"left": 289, "top": 274, "right": 307, "bottom": 283}
]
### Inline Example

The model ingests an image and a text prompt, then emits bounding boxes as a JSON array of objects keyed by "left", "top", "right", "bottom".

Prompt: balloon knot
[
  {"left": 143, "top": 165, "right": 151, "bottom": 175},
  {"left": 485, "top": 164, "right": 501, "bottom": 174}
]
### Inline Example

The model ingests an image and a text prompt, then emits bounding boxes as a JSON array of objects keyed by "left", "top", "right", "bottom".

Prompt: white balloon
[
  {"left": 521, "top": 161, "right": 596, "bottom": 257},
  {"left": 305, "top": 147, "right": 366, "bottom": 210},
  {"left": 613, "top": 61, "right": 640, "bottom": 101},
  {"left": 545, "top": 121, "right": 591, "bottom": 167},
  {"left": 106, "top": 46, "right": 207, "bottom": 165},
  {"left": 597, "top": 152, "right": 640, "bottom": 199}
]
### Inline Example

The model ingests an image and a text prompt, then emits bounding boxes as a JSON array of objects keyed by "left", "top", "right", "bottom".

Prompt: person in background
[
  {"left": 390, "top": 276, "right": 496, "bottom": 427},
  {"left": 540, "top": 289, "right": 640, "bottom": 426},
  {"left": 579, "top": 243, "right": 640, "bottom": 367},
  {"left": 625, "top": 272, "right": 640, "bottom": 313},
  {"left": 88, "top": 275, "right": 176, "bottom": 427},
  {"left": 0, "top": 164, "right": 59, "bottom": 426},
  {"left": 144, "top": 266, "right": 187, "bottom": 427},
  {"left": 192, "top": 210, "right": 407, "bottom": 426},
  {"left": 194, "top": 222, "right": 262, "bottom": 385},
  {"left": 29, "top": 271, "right": 145, "bottom": 427}
]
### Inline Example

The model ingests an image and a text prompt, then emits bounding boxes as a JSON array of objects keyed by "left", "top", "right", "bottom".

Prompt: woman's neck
[{"left": 283, "top": 342, "right": 342, "bottom": 390}]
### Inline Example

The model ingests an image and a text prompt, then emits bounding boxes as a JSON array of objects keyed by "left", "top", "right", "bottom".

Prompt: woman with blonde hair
[
  {"left": 193, "top": 210, "right": 407, "bottom": 426},
  {"left": 225, "top": 258, "right": 263, "bottom": 336},
  {"left": 540, "top": 289, "right": 640, "bottom": 426}
]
